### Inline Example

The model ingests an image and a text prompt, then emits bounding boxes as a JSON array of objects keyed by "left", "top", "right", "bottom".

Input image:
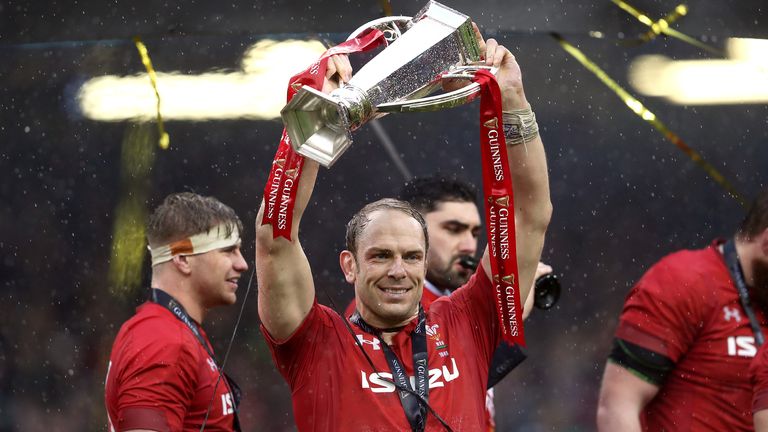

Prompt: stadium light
[
  {"left": 77, "top": 39, "right": 327, "bottom": 121},
  {"left": 628, "top": 38, "right": 768, "bottom": 104}
]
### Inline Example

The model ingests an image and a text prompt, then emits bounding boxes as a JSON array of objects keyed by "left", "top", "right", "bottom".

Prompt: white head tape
[{"left": 149, "top": 223, "right": 240, "bottom": 267}]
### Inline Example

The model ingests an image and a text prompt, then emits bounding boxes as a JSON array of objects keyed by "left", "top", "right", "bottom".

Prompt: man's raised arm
[
  {"left": 478, "top": 31, "right": 552, "bottom": 305},
  {"left": 256, "top": 56, "right": 352, "bottom": 341}
]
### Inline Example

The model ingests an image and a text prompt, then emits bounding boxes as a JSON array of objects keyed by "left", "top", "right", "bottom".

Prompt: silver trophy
[{"left": 280, "top": 1, "right": 496, "bottom": 167}]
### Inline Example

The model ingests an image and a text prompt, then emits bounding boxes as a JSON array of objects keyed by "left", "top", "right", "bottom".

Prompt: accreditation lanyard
[
  {"left": 149, "top": 288, "right": 242, "bottom": 431},
  {"left": 350, "top": 306, "right": 429, "bottom": 432},
  {"left": 723, "top": 240, "right": 765, "bottom": 347}
]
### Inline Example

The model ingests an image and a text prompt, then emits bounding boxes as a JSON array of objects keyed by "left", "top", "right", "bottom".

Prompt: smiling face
[
  {"left": 424, "top": 201, "right": 482, "bottom": 291},
  {"left": 341, "top": 209, "right": 427, "bottom": 329},
  {"left": 187, "top": 241, "right": 249, "bottom": 309}
]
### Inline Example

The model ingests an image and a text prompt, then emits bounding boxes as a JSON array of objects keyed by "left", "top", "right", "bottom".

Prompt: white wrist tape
[{"left": 503, "top": 106, "right": 539, "bottom": 147}]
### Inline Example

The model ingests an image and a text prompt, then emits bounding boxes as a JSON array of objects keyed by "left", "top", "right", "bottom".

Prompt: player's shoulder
[
  {"left": 631, "top": 243, "right": 730, "bottom": 307},
  {"left": 645, "top": 243, "right": 721, "bottom": 281},
  {"left": 122, "top": 302, "right": 184, "bottom": 330},
  {"left": 657, "top": 243, "right": 718, "bottom": 267},
  {"left": 115, "top": 303, "right": 198, "bottom": 355},
  {"left": 311, "top": 301, "right": 349, "bottom": 332}
]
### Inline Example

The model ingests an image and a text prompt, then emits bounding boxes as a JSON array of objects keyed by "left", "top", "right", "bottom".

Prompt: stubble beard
[
  {"left": 358, "top": 282, "right": 419, "bottom": 327},
  {"left": 427, "top": 259, "right": 472, "bottom": 292}
]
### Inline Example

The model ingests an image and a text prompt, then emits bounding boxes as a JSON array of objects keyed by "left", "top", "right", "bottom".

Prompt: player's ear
[
  {"left": 172, "top": 255, "right": 192, "bottom": 275},
  {"left": 340, "top": 250, "right": 357, "bottom": 284}
]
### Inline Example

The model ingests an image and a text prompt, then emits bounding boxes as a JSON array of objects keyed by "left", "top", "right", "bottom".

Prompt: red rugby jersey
[
  {"left": 264, "top": 266, "right": 499, "bottom": 431},
  {"left": 105, "top": 302, "right": 236, "bottom": 432},
  {"left": 616, "top": 241, "right": 766, "bottom": 431}
]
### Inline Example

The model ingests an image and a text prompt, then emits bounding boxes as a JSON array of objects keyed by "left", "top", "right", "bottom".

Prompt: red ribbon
[
  {"left": 262, "top": 30, "right": 387, "bottom": 239},
  {"left": 473, "top": 70, "right": 524, "bottom": 346}
]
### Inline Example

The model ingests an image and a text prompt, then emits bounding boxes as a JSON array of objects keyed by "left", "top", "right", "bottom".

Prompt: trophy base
[{"left": 281, "top": 86, "right": 354, "bottom": 168}]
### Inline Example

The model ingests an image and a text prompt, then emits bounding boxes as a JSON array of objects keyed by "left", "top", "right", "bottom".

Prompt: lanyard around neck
[
  {"left": 149, "top": 288, "right": 242, "bottom": 431},
  {"left": 350, "top": 306, "right": 429, "bottom": 432},
  {"left": 723, "top": 240, "right": 765, "bottom": 347}
]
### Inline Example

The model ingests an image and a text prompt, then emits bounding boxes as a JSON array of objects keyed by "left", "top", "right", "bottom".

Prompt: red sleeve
[
  {"left": 752, "top": 344, "right": 768, "bottom": 412},
  {"left": 615, "top": 253, "right": 709, "bottom": 362},
  {"left": 261, "top": 299, "right": 336, "bottom": 388},
  {"left": 443, "top": 264, "right": 499, "bottom": 360},
  {"left": 113, "top": 326, "right": 199, "bottom": 431}
]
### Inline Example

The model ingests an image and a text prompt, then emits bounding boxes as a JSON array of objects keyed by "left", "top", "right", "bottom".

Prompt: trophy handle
[
  {"left": 376, "top": 65, "right": 498, "bottom": 112},
  {"left": 347, "top": 16, "right": 413, "bottom": 43}
]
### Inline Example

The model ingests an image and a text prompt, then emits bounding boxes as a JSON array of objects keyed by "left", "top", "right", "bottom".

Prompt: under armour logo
[
  {"left": 207, "top": 358, "right": 217, "bottom": 372},
  {"left": 356, "top": 335, "right": 381, "bottom": 350},
  {"left": 723, "top": 306, "right": 742, "bottom": 323}
]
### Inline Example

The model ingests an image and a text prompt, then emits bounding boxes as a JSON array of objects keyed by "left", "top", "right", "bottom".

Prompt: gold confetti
[
  {"left": 552, "top": 33, "right": 747, "bottom": 208},
  {"left": 612, "top": 1, "right": 724, "bottom": 56},
  {"left": 133, "top": 36, "right": 170, "bottom": 149},
  {"left": 378, "top": 0, "right": 393, "bottom": 17}
]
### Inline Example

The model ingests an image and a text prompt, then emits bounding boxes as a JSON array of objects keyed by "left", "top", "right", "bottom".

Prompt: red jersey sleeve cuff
[
  {"left": 260, "top": 298, "right": 319, "bottom": 346},
  {"left": 116, "top": 406, "right": 170, "bottom": 432},
  {"left": 756, "top": 390, "right": 768, "bottom": 413},
  {"left": 615, "top": 320, "right": 676, "bottom": 359}
]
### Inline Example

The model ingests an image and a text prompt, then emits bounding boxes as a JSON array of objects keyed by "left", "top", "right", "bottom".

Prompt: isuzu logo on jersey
[
  {"left": 221, "top": 393, "right": 235, "bottom": 415},
  {"left": 727, "top": 335, "right": 757, "bottom": 357},
  {"left": 360, "top": 358, "right": 460, "bottom": 393}
]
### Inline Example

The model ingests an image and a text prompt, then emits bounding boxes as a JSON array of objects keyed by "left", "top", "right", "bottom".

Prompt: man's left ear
[
  {"left": 172, "top": 255, "right": 192, "bottom": 275},
  {"left": 339, "top": 250, "right": 357, "bottom": 284}
]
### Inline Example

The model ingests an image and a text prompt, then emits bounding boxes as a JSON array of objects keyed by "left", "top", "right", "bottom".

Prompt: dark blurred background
[{"left": 1, "top": 0, "right": 767, "bottom": 430}]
